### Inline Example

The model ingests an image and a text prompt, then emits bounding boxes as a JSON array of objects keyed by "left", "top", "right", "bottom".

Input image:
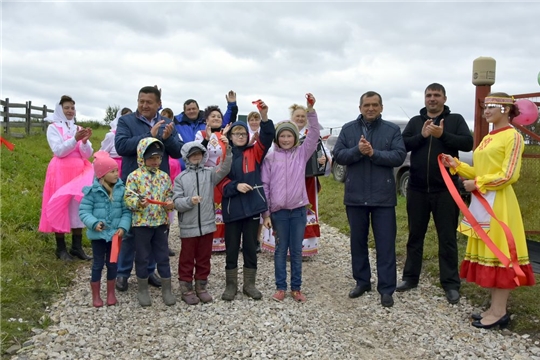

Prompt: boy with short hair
[
  {"left": 220, "top": 101, "right": 275, "bottom": 301},
  {"left": 124, "top": 137, "right": 176, "bottom": 307},
  {"left": 173, "top": 141, "right": 232, "bottom": 304}
]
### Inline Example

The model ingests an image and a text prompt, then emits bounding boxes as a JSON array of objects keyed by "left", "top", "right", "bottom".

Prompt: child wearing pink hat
[{"left": 79, "top": 151, "right": 132, "bottom": 307}]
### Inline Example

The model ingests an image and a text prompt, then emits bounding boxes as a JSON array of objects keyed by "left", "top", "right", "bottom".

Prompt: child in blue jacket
[{"left": 79, "top": 151, "right": 132, "bottom": 307}]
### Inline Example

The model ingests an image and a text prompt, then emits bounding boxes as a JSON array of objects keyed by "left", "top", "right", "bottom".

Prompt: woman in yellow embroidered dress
[{"left": 442, "top": 92, "right": 536, "bottom": 329}]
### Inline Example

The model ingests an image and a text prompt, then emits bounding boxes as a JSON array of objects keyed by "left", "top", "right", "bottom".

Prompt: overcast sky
[{"left": 3, "top": 1, "right": 540, "bottom": 133}]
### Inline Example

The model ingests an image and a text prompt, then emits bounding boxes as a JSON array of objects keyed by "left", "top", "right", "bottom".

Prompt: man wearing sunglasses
[{"left": 397, "top": 83, "right": 473, "bottom": 304}]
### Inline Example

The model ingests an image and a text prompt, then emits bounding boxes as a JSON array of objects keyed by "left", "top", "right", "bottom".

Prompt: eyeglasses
[
  {"left": 231, "top": 133, "right": 248, "bottom": 138},
  {"left": 484, "top": 104, "right": 503, "bottom": 110}
]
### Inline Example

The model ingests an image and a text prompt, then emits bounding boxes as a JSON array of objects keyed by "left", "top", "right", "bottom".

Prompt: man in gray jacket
[
  {"left": 173, "top": 141, "right": 232, "bottom": 305},
  {"left": 333, "top": 91, "right": 406, "bottom": 307}
]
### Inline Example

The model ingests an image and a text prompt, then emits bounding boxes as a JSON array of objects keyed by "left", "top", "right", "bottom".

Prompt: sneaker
[
  {"left": 291, "top": 290, "right": 306, "bottom": 303},
  {"left": 272, "top": 290, "right": 286, "bottom": 302}
]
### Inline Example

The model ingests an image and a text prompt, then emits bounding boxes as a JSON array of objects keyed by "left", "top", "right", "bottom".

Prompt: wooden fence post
[
  {"left": 42, "top": 105, "right": 48, "bottom": 132},
  {"left": 26, "top": 101, "right": 32, "bottom": 135},
  {"left": 3, "top": 98, "right": 9, "bottom": 134}
]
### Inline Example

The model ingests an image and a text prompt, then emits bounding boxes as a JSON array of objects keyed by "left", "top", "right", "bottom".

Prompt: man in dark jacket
[
  {"left": 333, "top": 91, "right": 406, "bottom": 307},
  {"left": 114, "top": 86, "right": 184, "bottom": 291},
  {"left": 174, "top": 92, "right": 237, "bottom": 169},
  {"left": 396, "top": 83, "right": 473, "bottom": 304}
]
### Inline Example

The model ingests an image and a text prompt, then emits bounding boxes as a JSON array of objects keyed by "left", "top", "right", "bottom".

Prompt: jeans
[
  {"left": 91, "top": 239, "right": 117, "bottom": 282},
  {"left": 133, "top": 225, "right": 171, "bottom": 279},
  {"left": 225, "top": 216, "right": 260, "bottom": 270},
  {"left": 116, "top": 230, "right": 156, "bottom": 278},
  {"left": 272, "top": 207, "right": 307, "bottom": 291}
]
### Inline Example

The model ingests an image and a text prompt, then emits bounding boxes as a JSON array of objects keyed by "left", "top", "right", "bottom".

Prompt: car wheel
[
  {"left": 333, "top": 163, "right": 347, "bottom": 183},
  {"left": 399, "top": 170, "right": 409, "bottom": 197}
]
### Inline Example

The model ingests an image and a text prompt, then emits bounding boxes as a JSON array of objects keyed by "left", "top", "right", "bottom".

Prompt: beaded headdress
[{"left": 484, "top": 96, "right": 514, "bottom": 105}]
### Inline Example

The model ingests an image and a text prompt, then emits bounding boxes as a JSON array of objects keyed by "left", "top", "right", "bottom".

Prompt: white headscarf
[
  {"left": 109, "top": 107, "right": 123, "bottom": 131},
  {"left": 45, "top": 102, "right": 72, "bottom": 123}
]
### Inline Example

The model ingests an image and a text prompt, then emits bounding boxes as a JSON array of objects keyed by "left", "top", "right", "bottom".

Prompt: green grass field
[
  {"left": 0, "top": 126, "right": 106, "bottom": 353},
  {"left": 0, "top": 128, "right": 539, "bottom": 354}
]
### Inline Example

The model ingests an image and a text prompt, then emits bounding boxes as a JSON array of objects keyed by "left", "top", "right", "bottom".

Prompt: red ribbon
[
  {"left": 251, "top": 100, "right": 263, "bottom": 111},
  {"left": 305, "top": 93, "right": 314, "bottom": 105},
  {"left": 110, "top": 234, "right": 122, "bottom": 263},
  {"left": 146, "top": 198, "right": 169, "bottom": 206},
  {"left": 0, "top": 137, "right": 15, "bottom": 151},
  {"left": 438, "top": 154, "right": 526, "bottom": 286}
]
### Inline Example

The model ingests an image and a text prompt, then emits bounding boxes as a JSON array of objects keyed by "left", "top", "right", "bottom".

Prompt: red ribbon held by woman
[{"left": 437, "top": 154, "right": 526, "bottom": 286}]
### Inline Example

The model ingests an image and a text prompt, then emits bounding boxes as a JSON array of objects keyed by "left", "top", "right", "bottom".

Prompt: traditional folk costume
[
  {"left": 262, "top": 126, "right": 331, "bottom": 257},
  {"left": 39, "top": 103, "right": 94, "bottom": 233},
  {"left": 451, "top": 104, "right": 535, "bottom": 289},
  {"left": 195, "top": 130, "right": 227, "bottom": 251}
]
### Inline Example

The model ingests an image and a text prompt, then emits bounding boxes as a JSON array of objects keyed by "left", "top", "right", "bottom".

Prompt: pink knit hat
[{"left": 93, "top": 150, "right": 118, "bottom": 178}]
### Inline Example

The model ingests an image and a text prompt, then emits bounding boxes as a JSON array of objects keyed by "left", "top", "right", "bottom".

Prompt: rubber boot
[
  {"left": 106, "top": 279, "right": 117, "bottom": 306},
  {"left": 195, "top": 280, "right": 213, "bottom": 303},
  {"left": 161, "top": 278, "right": 176, "bottom": 306},
  {"left": 243, "top": 267, "right": 262, "bottom": 300},
  {"left": 70, "top": 234, "right": 92, "bottom": 260},
  {"left": 90, "top": 281, "right": 103, "bottom": 307},
  {"left": 221, "top": 268, "right": 238, "bottom": 301},
  {"left": 55, "top": 236, "right": 74, "bottom": 261},
  {"left": 179, "top": 281, "right": 199, "bottom": 305},
  {"left": 137, "top": 277, "right": 152, "bottom": 307}
]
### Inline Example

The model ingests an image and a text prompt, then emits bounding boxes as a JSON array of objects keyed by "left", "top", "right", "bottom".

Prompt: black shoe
[
  {"left": 396, "top": 281, "right": 417, "bottom": 292},
  {"left": 55, "top": 249, "right": 74, "bottom": 262},
  {"left": 168, "top": 249, "right": 176, "bottom": 257},
  {"left": 381, "top": 294, "right": 394, "bottom": 308},
  {"left": 445, "top": 289, "right": 460, "bottom": 304},
  {"left": 471, "top": 313, "right": 483, "bottom": 321},
  {"left": 69, "top": 247, "right": 92, "bottom": 261},
  {"left": 116, "top": 277, "right": 128, "bottom": 292},
  {"left": 348, "top": 285, "right": 372, "bottom": 298},
  {"left": 148, "top": 273, "right": 162, "bottom": 288},
  {"left": 256, "top": 244, "right": 261, "bottom": 253},
  {"left": 472, "top": 314, "right": 510, "bottom": 329}
]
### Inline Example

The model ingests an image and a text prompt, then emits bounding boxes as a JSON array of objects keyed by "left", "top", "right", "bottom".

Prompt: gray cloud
[{"left": 3, "top": 2, "right": 539, "bottom": 131}]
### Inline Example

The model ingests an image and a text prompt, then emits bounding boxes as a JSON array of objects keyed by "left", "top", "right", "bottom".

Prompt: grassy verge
[
  {"left": 318, "top": 174, "right": 540, "bottom": 335},
  {"left": 0, "top": 128, "right": 108, "bottom": 353}
]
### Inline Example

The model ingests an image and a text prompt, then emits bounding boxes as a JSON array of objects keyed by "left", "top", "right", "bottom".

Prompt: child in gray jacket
[{"left": 173, "top": 141, "right": 232, "bottom": 304}]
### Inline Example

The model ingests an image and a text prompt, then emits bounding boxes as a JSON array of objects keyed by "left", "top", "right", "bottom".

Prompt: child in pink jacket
[{"left": 261, "top": 94, "right": 320, "bottom": 303}]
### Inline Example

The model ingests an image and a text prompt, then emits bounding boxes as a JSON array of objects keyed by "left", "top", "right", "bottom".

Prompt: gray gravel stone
[{"left": 9, "top": 222, "right": 539, "bottom": 359}]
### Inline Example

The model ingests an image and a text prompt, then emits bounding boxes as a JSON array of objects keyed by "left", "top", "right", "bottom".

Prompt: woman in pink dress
[{"left": 39, "top": 95, "right": 94, "bottom": 261}]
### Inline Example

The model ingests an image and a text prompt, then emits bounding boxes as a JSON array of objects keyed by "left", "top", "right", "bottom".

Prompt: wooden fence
[{"left": 1, "top": 98, "right": 54, "bottom": 136}]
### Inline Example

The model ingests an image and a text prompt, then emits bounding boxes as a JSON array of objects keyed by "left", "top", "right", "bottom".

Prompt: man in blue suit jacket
[
  {"left": 114, "top": 86, "right": 184, "bottom": 291},
  {"left": 333, "top": 91, "right": 406, "bottom": 308}
]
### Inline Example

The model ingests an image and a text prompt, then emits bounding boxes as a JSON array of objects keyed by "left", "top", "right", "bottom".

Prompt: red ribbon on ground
[
  {"left": 0, "top": 137, "right": 15, "bottom": 151},
  {"left": 110, "top": 234, "right": 122, "bottom": 263},
  {"left": 437, "top": 154, "right": 526, "bottom": 286}
]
